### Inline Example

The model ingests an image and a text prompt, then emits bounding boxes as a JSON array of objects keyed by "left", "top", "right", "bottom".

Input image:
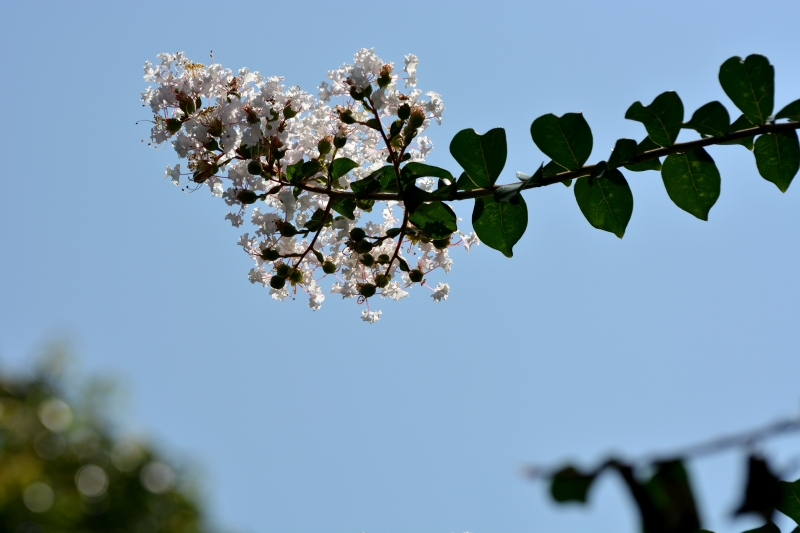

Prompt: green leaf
[
  {"left": 776, "top": 479, "right": 800, "bottom": 525},
  {"left": 608, "top": 138, "right": 638, "bottom": 168},
  {"left": 684, "top": 101, "right": 730, "bottom": 138},
  {"left": 450, "top": 128, "right": 507, "bottom": 190},
  {"left": 741, "top": 523, "right": 781, "bottom": 533},
  {"left": 408, "top": 201, "right": 457, "bottom": 239},
  {"left": 401, "top": 162, "right": 454, "bottom": 187},
  {"left": 284, "top": 160, "right": 304, "bottom": 184},
  {"left": 303, "top": 208, "right": 334, "bottom": 231},
  {"left": 330, "top": 157, "right": 359, "bottom": 180},
  {"left": 624, "top": 137, "right": 663, "bottom": 172},
  {"left": 540, "top": 160, "right": 572, "bottom": 186},
  {"left": 530, "top": 112, "right": 593, "bottom": 170},
  {"left": 719, "top": 54, "right": 774, "bottom": 125},
  {"left": 776, "top": 99, "right": 800, "bottom": 121},
  {"left": 301, "top": 160, "right": 322, "bottom": 179},
  {"left": 734, "top": 455, "right": 781, "bottom": 522},
  {"left": 721, "top": 114, "right": 756, "bottom": 150},
  {"left": 472, "top": 196, "right": 528, "bottom": 257},
  {"left": 351, "top": 166, "right": 397, "bottom": 195},
  {"left": 330, "top": 198, "right": 357, "bottom": 220},
  {"left": 625, "top": 91, "right": 684, "bottom": 147},
  {"left": 754, "top": 131, "right": 800, "bottom": 192},
  {"left": 642, "top": 460, "right": 701, "bottom": 533},
  {"left": 550, "top": 466, "right": 597, "bottom": 504},
  {"left": 574, "top": 168, "right": 633, "bottom": 238},
  {"left": 661, "top": 148, "right": 721, "bottom": 221}
]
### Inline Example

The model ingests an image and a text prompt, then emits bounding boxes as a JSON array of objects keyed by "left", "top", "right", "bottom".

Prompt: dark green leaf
[
  {"left": 608, "top": 138, "right": 638, "bottom": 168},
  {"left": 472, "top": 196, "right": 528, "bottom": 258},
  {"left": 776, "top": 479, "right": 800, "bottom": 525},
  {"left": 721, "top": 114, "right": 756, "bottom": 150},
  {"left": 684, "top": 101, "right": 730, "bottom": 138},
  {"left": 574, "top": 168, "right": 633, "bottom": 238},
  {"left": 661, "top": 148, "right": 721, "bottom": 220},
  {"left": 301, "top": 160, "right": 322, "bottom": 179},
  {"left": 351, "top": 166, "right": 397, "bottom": 195},
  {"left": 719, "top": 54, "right": 774, "bottom": 125},
  {"left": 741, "top": 523, "right": 781, "bottom": 533},
  {"left": 284, "top": 160, "right": 304, "bottom": 184},
  {"left": 542, "top": 160, "right": 572, "bottom": 186},
  {"left": 754, "top": 131, "right": 800, "bottom": 192},
  {"left": 530, "top": 112, "right": 593, "bottom": 170},
  {"left": 734, "top": 455, "right": 781, "bottom": 522},
  {"left": 495, "top": 164, "right": 543, "bottom": 203},
  {"left": 643, "top": 460, "right": 701, "bottom": 533},
  {"left": 408, "top": 201, "right": 457, "bottom": 239},
  {"left": 450, "top": 128, "right": 507, "bottom": 190},
  {"left": 330, "top": 198, "right": 357, "bottom": 220},
  {"left": 550, "top": 466, "right": 597, "bottom": 504},
  {"left": 401, "top": 162, "right": 454, "bottom": 183},
  {"left": 625, "top": 91, "right": 684, "bottom": 147},
  {"left": 776, "top": 99, "right": 800, "bottom": 121},
  {"left": 401, "top": 185, "right": 432, "bottom": 213},
  {"left": 624, "top": 137, "right": 663, "bottom": 172},
  {"left": 303, "top": 208, "right": 333, "bottom": 231},
  {"left": 330, "top": 157, "right": 359, "bottom": 180}
]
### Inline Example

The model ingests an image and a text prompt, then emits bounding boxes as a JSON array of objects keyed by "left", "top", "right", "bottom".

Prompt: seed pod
[
  {"left": 408, "top": 107, "right": 425, "bottom": 129},
  {"left": 433, "top": 238, "right": 450, "bottom": 250},
  {"left": 280, "top": 223, "right": 298, "bottom": 237},
  {"left": 270, "top": 276, "right": 286, "bottom": 289},
  {"left": 333, "top": 134, "right": 347, "bottom": 148},
  {"left": 261, "top": 248, "right": 280, "bottom": 261},
  {"left": 356, "top": 240, "right": 374, "bottom": 254},
  {"left": 377, "top": 254, "right": 391, "bottom": 264},
  {"left": 288, "top": 269, "right": 304, "bottom": 284},
  {"left": 275, "top": 263, "right": 290, "bottom": 277},
  {"left": 349, "top": 228, "right": 367, "bottom": 241},
  {"left": 360, "top": 254, "right": 375, "bottom": 267},
  {"left": 359, "top": 283, "right": 376, "bottom": 298},
  {"left": 317, "top": 137, "right": 332, "bottom": 155},
  {"left": 247, "top": 160, "right": 263, "bottom": 176},
  {"left": 397, "top": 103, "right": 411, "bottom": 121},
  {"left": 322, "top": 261, "right": 337, "bottom": 274},
  {"left": 409, "top": 269, "right": 424, "bottom": 283},
  {"left": 385, "top": 228, "right": 402, "bottom": 238},
  {"left": 375, "top": 274, "right": 390, "bottom": 288}
]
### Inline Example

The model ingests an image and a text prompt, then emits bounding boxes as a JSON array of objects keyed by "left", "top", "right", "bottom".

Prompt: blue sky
[{"left": 2, "top": 1, "right": 800, "bottom": 531}]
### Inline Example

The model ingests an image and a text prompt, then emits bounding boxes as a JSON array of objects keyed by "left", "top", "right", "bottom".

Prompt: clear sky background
[{"left": 2, "top": 1, "right": 800, "bottom": 532}]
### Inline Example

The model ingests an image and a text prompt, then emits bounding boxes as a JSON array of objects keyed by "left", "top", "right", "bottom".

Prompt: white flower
[
  {"left": 431, "top": 282, "right": 449, "bottom": 302},
  {"left": 403, "top": 54, "right": 419, "bottom": 87},
  {"left": 164, "top": 164, "right": 181, "bottom": 185},
  {"left": 361, "top": 309, "right": 382, "bottom": 323}
]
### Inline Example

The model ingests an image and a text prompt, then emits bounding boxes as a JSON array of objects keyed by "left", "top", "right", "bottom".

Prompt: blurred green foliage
[{"left": 0, "top": 349, "right": 213, "bottom": 533}]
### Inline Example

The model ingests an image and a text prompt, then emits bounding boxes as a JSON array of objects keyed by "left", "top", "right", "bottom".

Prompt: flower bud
[
  {"left": 166, "top": 118, "right": 182, "bottom": 134},
  {"left": 279, "top": 223, "right": 298, "bottom": 237},
  {"left": 247, "top": 160, "right": 264, "bottom": 176},
  {"left": 397, "top": 103, "right": 411, "bottom": 121},
  {"left": 356, "top": 240, "right": 373, "bottom": 254},
  {"left": 349, "top": 86, "right": 365, "bottom": 101},
  {"left": 270, "top": 276, "right": 286, "bottom": 289},
  {"left": 275, "top": 263, "right": 290, "bottom": 277},
  {"left": 261, "top": 248, "right": 280, "bottom": 261},
  {"left": 375, "top": 274, "right": 390, "bottom": 288},
  {"left": 338, "top": 108, "right": 357, "bottom": 125},
  {"left": 237, "top": 190, "right": 259, "bottom": 205},
  {"left": 288, "top": 268, "right": 304, "bottom": 284},
  {"left": 360, "top": 253, "right": 374, "bottom": 267},
  {"left": 409, "top": 269, "right": 424, "bottom": 283},
  {"left": 283, "top": 105, "right": 298, "bottom": 119},
  {"left": 333, "top": 134, "right": 347, "bottom": 148},
  {"left": 359, "top": 283, "right": 376, "bottom": 298},
  {"left": 322, "top": 261, "right": 337, "bottom": 274},
  {"left": 377, "top": 254, "right": 391, "bottom": 264},
  {"left": 408, "top": 106, "right": 425, "bottom": 129},
  {"left": 377, "top": 64, "right": 393, "bottom": 88},
  {"left": 349, "top": 228, "right": 367, "bottom": 241},
  {"left": 317, "top": 136, "right": 332, "bottom": 155}
]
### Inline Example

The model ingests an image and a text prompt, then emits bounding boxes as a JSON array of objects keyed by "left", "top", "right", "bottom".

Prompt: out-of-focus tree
[{"left": 0, "top": 346, "right": 213, "bottom": 533}]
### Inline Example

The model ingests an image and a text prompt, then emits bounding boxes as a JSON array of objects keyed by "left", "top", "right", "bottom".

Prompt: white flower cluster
[{"left": 142, "top": 49, "right": 478, "bottom": 322}]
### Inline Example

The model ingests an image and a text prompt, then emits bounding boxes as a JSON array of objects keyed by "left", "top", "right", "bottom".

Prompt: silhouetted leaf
[
  {"left": 734, "top": 455, "right": 781, "bottom": 522},
  {"left": 401, "top": 162, "right": 454, "bottom": 186},
  {"left": 450, "top": 128, "right": 507, "bottom": 190},
  {"left": 625, "top": 92, "right": 684, "bottom": 147},
  {"left": 741, "top": 523, "right": 781, "bottom": 533},
  {"left": 719, "top": 55, "right": 774, "bottom": 125},
  {"left": 721, "top": 114, "right": 756, "bottom": 150},
  {"left": 542, "top": 160, "right": 572, "bottom": 186},
  {"left": 408, "top": 201, "right": 457, "bottom": 239},
  {"left": 776, "top": 479, "right": 800, "bottom": 525},
  {"left": 530, "top": 112, "right": 593, "bottom": 170},
  {"left": 609, "top": 138, "right": 638, "bottom": 168},
  {"left": 776, "top": 99, "right": 800, "bottom": 121},
  {"left": 330, "top": 157, "right": 359, "bottom": 179},
  {"left": 550, "top": 466, "right": 597, "bottom": 503},
  {"left": 624, "top": 137, "right": 663, "bottom": 172},
  {"left": 643, "top": 460, "right": 702, "bottom": 533},
  {"left": 661, "top": 148, "right": 720, "bottom": 220},
  {"left": 330, "top": 198, "right": 357, "bottom": 220},
  {"left": 574, "top": 168, "right": 633, "bottom": 238},
  {"left": 472, "top": 196, "right": 528, "bottom": 258},
  {"left": 754, "top": 131, "right": 800, "bottom": 192},
  {"left": 495, "top": 164, "right": 543, "bottom": 203},
  {"left": 351, "top": 166, "right": 396, "bottom": 195},
  {"left": 684, "top": 101, "right": 730, "bottom": 138}
]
